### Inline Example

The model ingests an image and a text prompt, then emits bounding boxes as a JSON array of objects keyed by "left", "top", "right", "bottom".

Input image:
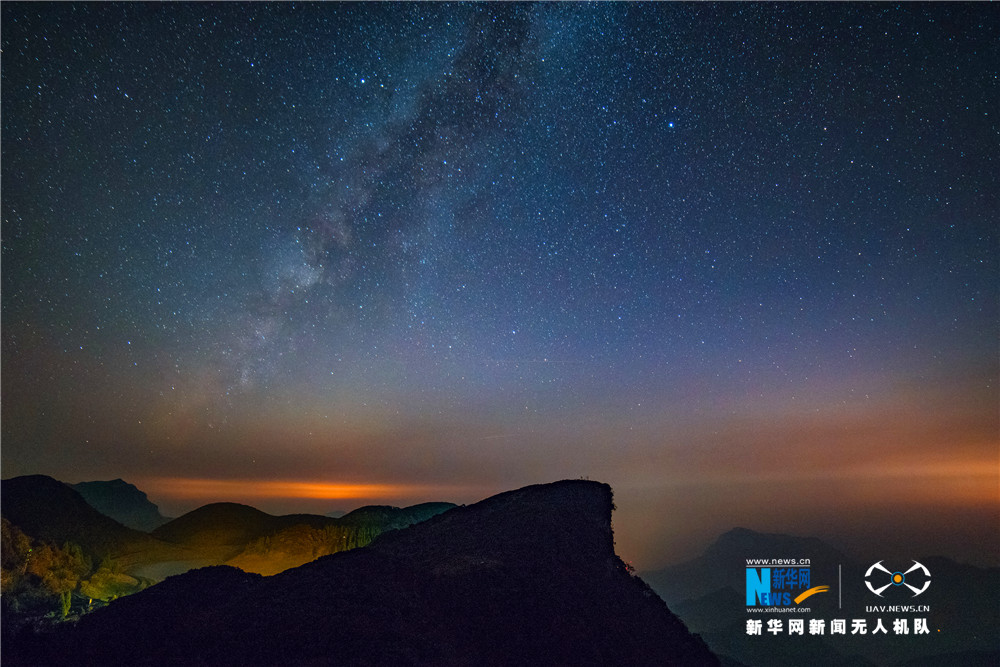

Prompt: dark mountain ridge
[
  {"left": 71, "top": 479, "right": 169, "bottom": 532},
  {"left": 3, "top": 475, "right": 456, "bottom": 581},
  {"left": 152, "top": 500, "right": 460, "bottom": 548},
  {"left": 340, "top": 501, "right": 458, "bottom": 528},
  {"left": 1, "top": 475, "right": 196, "bottom": 628},
  {"left": 151, "top": 502, "right": 282, "bottom": 549},
  {"left": 1, "top": 474, "right": 456, "bottom": 623},
  {"left": 8, "top": 480, "right": 719, "bottom": 666},
  {"left": 1, "top": 475, "right": 168, "bottom": 561},
  {"left": 151, "top": 498, "right": 459, "bottom": 573}
]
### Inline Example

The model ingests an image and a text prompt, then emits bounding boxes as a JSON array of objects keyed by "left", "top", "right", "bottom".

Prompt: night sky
[{"left": 3, "top": 3, "right": 997, "bottom": 567}]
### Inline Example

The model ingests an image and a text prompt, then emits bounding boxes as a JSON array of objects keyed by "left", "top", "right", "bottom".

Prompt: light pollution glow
[{"left": 138, "top": 478, "right": 479, "bottom": 505}]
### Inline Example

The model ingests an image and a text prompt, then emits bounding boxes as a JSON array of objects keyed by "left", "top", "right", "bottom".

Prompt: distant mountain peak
[
  {"left": 72, "top": 479, "right": 169, "bottom": 532},
  {"left": 1, "top": 475, "right": 155, "bottom": 558}
]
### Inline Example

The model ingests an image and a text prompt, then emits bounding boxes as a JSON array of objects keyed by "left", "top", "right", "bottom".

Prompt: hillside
[
  {"left": 153, "top": 500, "right": 457, "bottom": 574},
  {"left": 339, "top": 501, "right": 458, "bottom": 528},
  {"left": 1, "top": 475, "right": 195, "bottom": 623},
  {"left": 1, "top": 475, "right": 172, "bottom": 562},
  {"left": 225, "top": 502, "right": 457, "bottom": 575},
  {"left": 71, "top": 479, "right": 169, "bottom": 532},
  {"left": 151, "top": 502, "right": 283, "bottom": 556},
  {"left": 8, "top": 480, "right": 719, "bottom": 666}
]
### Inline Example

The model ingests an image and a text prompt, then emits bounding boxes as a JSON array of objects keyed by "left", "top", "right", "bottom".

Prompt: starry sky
[{"left": 2, "top": 3, "right": 997, "bottom": 567}]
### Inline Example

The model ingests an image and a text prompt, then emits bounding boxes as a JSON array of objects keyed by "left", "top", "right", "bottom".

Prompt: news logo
[
  {"left": 864, "top": 560, "right": 931, "bottom": 598},
  {"left": 746, "top": 561, "right": 829, "bottom": 607}
]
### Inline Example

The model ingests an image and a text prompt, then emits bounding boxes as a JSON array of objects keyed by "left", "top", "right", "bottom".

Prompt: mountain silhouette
[
  {"left": 2, "top": 475, "right": 456, "bottom": 627},
  {"left": 151, "top": 500, "right": 458, "bottom": 574},
  {"left": 1, "top": 475, "right": 195, "bottom": 627},
  {"left": 339, "top": 501, "right": 458, "bottom": 529},
  {"left": 2, "top": 475, "right": 456, "bottom": 584},
  {"left": 151, "top": 502, "right": 288, "bottom": 556},
  {"left": 226, "top": 501, "right": 457, "bottom": 576},
  {"left": 7, "top": 480, "right": 719, "bottom": 666},
  {"left": 1, "top": 475, "right": 174, "bottom": 562},
  {"left": 71, "top": 479, "right": 170, "bottom": 532}
]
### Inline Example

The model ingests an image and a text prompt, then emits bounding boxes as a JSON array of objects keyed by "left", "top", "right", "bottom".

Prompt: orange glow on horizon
[{"left": 140, "top": 477, "right": 478, "bottom": 504}]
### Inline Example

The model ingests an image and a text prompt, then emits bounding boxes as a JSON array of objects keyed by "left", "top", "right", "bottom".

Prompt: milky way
[{"left": 2, "top": 3, "right": 997, "bottom": 566}]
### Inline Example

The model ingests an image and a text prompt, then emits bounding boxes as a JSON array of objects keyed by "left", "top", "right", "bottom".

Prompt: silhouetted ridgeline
[
  {"left": 151, "top": 499, "right": 458, "bottom": 575},
  {"left": 1, "top": 475, "right": 455, "bottom": 623},
  {"left": 72, "top": 479, "right": 170, "bottom": 532},
  {"left": 7, "top": 480, "right": 719, "bottom": 666},
  {"left": 1, "top": 475, "right": 186, "bottom": 630},
  {"left": 1, "top": 475, "right": 161, "bottom": 559}
]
